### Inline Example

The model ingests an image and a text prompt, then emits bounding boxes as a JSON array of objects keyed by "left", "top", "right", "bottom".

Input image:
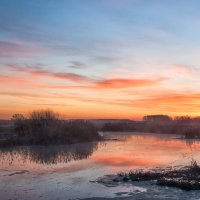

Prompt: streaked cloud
[
  {"left": 6, "top": 64, "right": 163, "bottom": 88},
  {"left": 68, "top": 61, "right": 86, "bottom": 69},
  {"left": 7, "top": 64, "right": 91, "bottom": 83},
  {"left": 0, "top": 75, "right": 29, "bottom": 83},
  {"left": 94, "top": 78, "right": 161, "bottom": 89},
  {"left": 0, "top": 40, "right": 45, "bottom": 58}
]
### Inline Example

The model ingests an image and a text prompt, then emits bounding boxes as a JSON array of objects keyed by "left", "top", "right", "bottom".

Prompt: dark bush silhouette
[
  {"left": 12, "top": 113, "right": 26, "bottom": 136},
  {"left": 64, "top": 120, "right": 101, "bottom": 143},
  {"left": 9, "top": 110, "right": 102, "bottom": 146}
]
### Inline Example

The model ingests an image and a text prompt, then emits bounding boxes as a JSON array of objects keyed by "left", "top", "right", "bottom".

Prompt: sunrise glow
[{"left": 1, "top": 0, "right": 200, "bottom": 119}]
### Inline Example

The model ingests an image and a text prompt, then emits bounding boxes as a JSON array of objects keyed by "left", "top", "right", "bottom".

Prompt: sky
[{"left": 0, "top": 0, "right": 200, "bottom": 119}]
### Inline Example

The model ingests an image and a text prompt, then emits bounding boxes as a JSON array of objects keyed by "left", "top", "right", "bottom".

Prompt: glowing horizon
[{"left": 1, "top": 0, "right": 200, "bottom": 119}]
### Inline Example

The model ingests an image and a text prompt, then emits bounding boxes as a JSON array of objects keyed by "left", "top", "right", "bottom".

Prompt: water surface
[{"left": 1, "top": 132, "right": 200, "bottom": 199}]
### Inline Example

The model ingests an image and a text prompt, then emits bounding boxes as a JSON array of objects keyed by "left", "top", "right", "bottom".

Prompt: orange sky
[
  {"left": 1, "top": 1, "right": 200, "bottom": 119},
  {"left": 1, "top": 67, "right": 200, "bottom": 119}
]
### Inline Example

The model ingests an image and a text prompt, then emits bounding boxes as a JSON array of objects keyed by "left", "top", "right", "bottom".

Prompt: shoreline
[{"left": 103, "top": 161, "right": 200, "bottom": 191}]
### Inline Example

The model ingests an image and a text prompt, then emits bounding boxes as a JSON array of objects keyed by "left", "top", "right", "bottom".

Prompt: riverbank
[{"left": 110, "top": 160, "right": 200, "bottom": 191}]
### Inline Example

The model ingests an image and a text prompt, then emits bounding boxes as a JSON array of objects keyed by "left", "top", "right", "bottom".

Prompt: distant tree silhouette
[
  {"left": 143, "top": 115, "right": 172, "bottom": 122},
  {"left": 174, "top": 116, "right": 191, "bottom": 123}
]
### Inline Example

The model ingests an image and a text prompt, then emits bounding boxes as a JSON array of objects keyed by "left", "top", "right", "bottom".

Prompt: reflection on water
[
  {"left": 1, "top": 133, "right": 200, "bottom": 171},
  {"left": 0, "top": 142, "right": 99, "bottom": 166},
  {"left": 91, "top": 133, "right": 200, "bottom": 172},
  {"left": 1, "top": 133, "right": 200, "bottom": 200}
]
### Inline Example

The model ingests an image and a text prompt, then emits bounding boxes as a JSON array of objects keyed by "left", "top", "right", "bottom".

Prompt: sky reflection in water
[{"left": 1, "top": 133, "right": 200, "bottom": 174}]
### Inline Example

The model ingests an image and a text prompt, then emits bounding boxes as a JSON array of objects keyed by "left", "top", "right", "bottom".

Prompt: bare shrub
[{"left": 11, "top": 110, "right": 101, "bottom": 145}]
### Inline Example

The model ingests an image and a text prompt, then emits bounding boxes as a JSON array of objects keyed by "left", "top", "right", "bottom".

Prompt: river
[{"left": 1, "top": 132, "right": 200, "bottom": 200}]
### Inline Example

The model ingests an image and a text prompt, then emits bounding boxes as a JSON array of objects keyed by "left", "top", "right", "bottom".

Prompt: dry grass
[{"left": 118, "top": 160, "right": 200, "bottom": 191}]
